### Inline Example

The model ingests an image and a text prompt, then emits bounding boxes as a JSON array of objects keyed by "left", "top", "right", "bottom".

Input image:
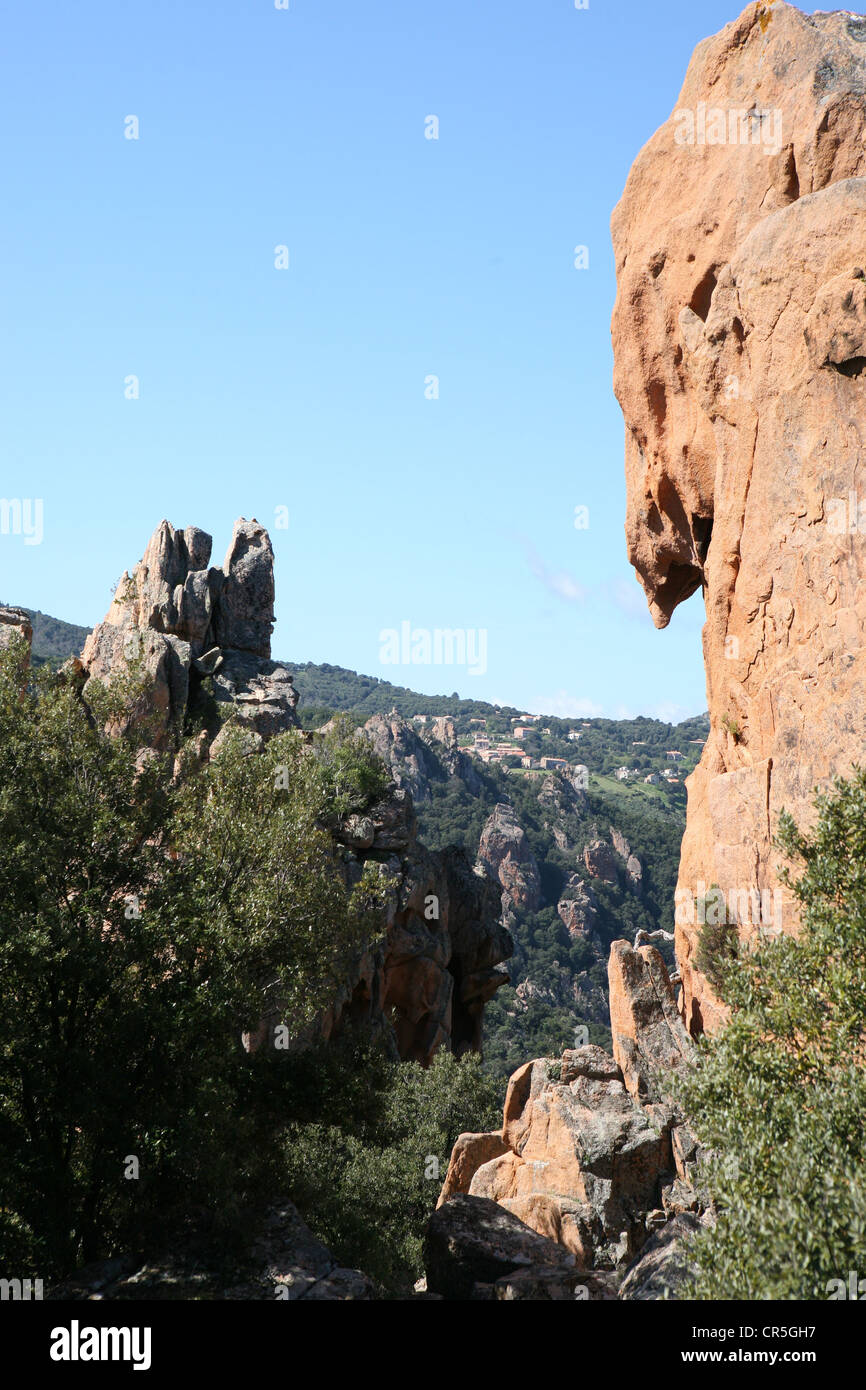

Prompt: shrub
[
  {"left": 278, "top": 1043, "right": 503, "bottom": 1294},
  {"left": 675, "top": 770, "right": 866, "bottom": 1299}
]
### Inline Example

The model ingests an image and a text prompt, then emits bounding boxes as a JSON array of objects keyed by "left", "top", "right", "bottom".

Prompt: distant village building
[
  {"left": 513, "top": 726, "right": 531, "bottom": 740},
  {"left": 567, "top": 730, "right": 582, "bottom": 742},
  {"left": 540, "top": 756, "right": 568, "bottom": 770},
  {"left": 616, "top": 767, "right": 631, "bottom": 781},
  {"left": 412, "top": 714, "right": 429, "bottom": 724},
  {"left": 644, "top": 772, "right": 661, "bottom": 785},
  {"left": 666, "top": 750, "right": 684, "bottom": 761}
]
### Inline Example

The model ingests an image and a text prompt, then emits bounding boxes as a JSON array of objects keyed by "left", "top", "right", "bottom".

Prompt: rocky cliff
[
  {"left": 611, "top": 1, "right": 866, "bottom": 1031},
  {"left": 78, "top": 518, "right": 512, "bottom": 1066}
]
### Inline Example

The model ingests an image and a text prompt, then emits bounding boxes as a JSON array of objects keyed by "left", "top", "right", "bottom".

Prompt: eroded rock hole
[
  {"left": 691, "top": 515, "right": 714, "bottom": 565},
  {"left": 689, "top": 267, "right": 718, "bottom": 322}
]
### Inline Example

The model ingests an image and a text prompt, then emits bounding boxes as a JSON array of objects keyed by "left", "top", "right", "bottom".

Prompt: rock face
[
  {"left": 432, "top": 940, "right": 704, "bottom": 1295},
  {"left": 611, "top": 1, "right": 866, "bottom": 1032},
  {"left": 82, "top": 518, "right": 299, "bottom": 750},
  {"left": 583, "top": 837, "right": 620, "bottom": 885},
  {"left": 476, "top": 802, "right": 542, "bottom": 923},
  {"left": 249, "top": 768, "right": 513, "bottom": 1066},
  {"left": 608, "top": 941, "right": 694, "bottom": 1102}
]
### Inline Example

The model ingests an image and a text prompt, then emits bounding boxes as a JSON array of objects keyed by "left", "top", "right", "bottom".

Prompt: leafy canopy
[{"left": 0, "top": 640, "right": 388, "bottom": 1274}]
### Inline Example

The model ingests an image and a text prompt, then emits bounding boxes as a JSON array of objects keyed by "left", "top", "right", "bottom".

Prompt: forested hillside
[{"left": 21, "top": 608, "right": 695, "bottom": 1079}]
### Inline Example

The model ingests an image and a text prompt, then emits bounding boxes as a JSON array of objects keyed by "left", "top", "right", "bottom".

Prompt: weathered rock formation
[
  {"left": 362, "top": 710, "right": 443, "bottom": 805},
  {"left": 326, "top": 824, "right": 513, "bottom": 1064},
  {"left": 432, "top": 939, "right": 705, "bottom": 1295},
  {"left": 424, "top": 1195, "right": 618, "bottom": 1301},
  {"left": 612, "top": 1, "right": 866, "bottom": 1031},
  {"left": 476, "top": 802, "right": 542, "bottom": 924},
  {"left": 556, "top": 875, "right": 598, "bottom": 940},
  {"left": 583, "top": 836, "right": 621, "bottom": 885},
  {"left": 82, "top": 518, "right": 299, "bottom": 750},
  {"left": 608, "top": 940, "right": 694, "bottom": 1102}
]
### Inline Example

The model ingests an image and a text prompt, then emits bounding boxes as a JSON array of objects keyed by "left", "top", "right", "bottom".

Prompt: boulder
[
  {"left": 424, "top": 1195, "right": 577, "bottom": 1300},
  {"left": 436, "top": 1132, "right": 510, "bottom": 1208},
  {"left": 618, "top": 1213, "right": 702, "bottom": 1301},
  {"left": 467, "top": 1047, "right": 673, "bottom": 1268}
]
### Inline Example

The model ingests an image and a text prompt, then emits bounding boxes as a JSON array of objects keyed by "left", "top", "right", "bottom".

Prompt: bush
[
  {"left": 675, "top": 770, "right": 866, "bottom": 1299},
  {"left": 278, "top": 1042, "right": 503, "bottom": 1294}
]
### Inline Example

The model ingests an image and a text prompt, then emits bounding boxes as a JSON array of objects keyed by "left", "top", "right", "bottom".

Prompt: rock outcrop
[
  {"left": 432, "top": 939, "right": 704, "bottom": 1295},
  {"left": 362, "top": 710, "right": 442, "bottom": 805},
  {"left": 476, "top": 802, "right": 542, "bottom": 923},
  {"left": 556, "top": 875, "right": 598, "bottom": 940},
  {"left": 611, "top": 1, "right": 866, "bottom": 1031},
  {"left": 82, "top": 518, "right": 299, "bottom": 750},
  {"left": 583, "top": 837, "right": 621, "bottom": 885},
  {"left": 607, "top": 941, "right": 694, "bottom": 1102},
  {"left": 0, "top": 606, "right": 33, "bottom": 652}
]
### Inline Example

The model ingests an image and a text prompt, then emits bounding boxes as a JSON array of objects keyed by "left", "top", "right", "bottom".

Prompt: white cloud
[
  {"left": 523, "top": 542, "right": 587, "bottom": 605},
  {"left": 528, "top": 690, "right": 605, "bottom": 719}
]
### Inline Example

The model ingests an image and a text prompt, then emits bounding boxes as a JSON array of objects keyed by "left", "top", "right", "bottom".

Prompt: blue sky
[{"left": 0, "top": 0, "right": 815, "bottom": 719}]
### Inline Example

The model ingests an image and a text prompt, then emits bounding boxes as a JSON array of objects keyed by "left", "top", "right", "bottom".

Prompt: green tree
[
  {"left": 0, "top": 640, "right": 387, "bottom": 1275},
  {"left": 278, "top": 1042, "right": 503, "bottom": 1294},
  {"left": 676, "top": 770, "right": 866, "bottom": 1299}
]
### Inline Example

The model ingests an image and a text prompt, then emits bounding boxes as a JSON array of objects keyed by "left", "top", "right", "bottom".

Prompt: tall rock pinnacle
[{"left": 611, "top": 2, "right": 866, "bottom": 1032}]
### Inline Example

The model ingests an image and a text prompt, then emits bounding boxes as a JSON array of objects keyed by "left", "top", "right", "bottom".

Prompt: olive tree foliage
[
  {"left": 0, "top": 639, "right": 390, "bottom": 1274},
  {"left": 676, "top": 769, "right": 866, "bottom": 1299}
]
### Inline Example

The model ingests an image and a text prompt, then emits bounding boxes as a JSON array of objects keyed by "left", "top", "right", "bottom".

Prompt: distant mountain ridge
[{"left": 6, "top": 608, "right": 92, "bottom": 667}]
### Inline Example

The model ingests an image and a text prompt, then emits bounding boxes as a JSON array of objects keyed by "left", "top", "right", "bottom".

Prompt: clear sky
[{"left": 0, "top": 1, "right": 822, "bottom": 719}]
